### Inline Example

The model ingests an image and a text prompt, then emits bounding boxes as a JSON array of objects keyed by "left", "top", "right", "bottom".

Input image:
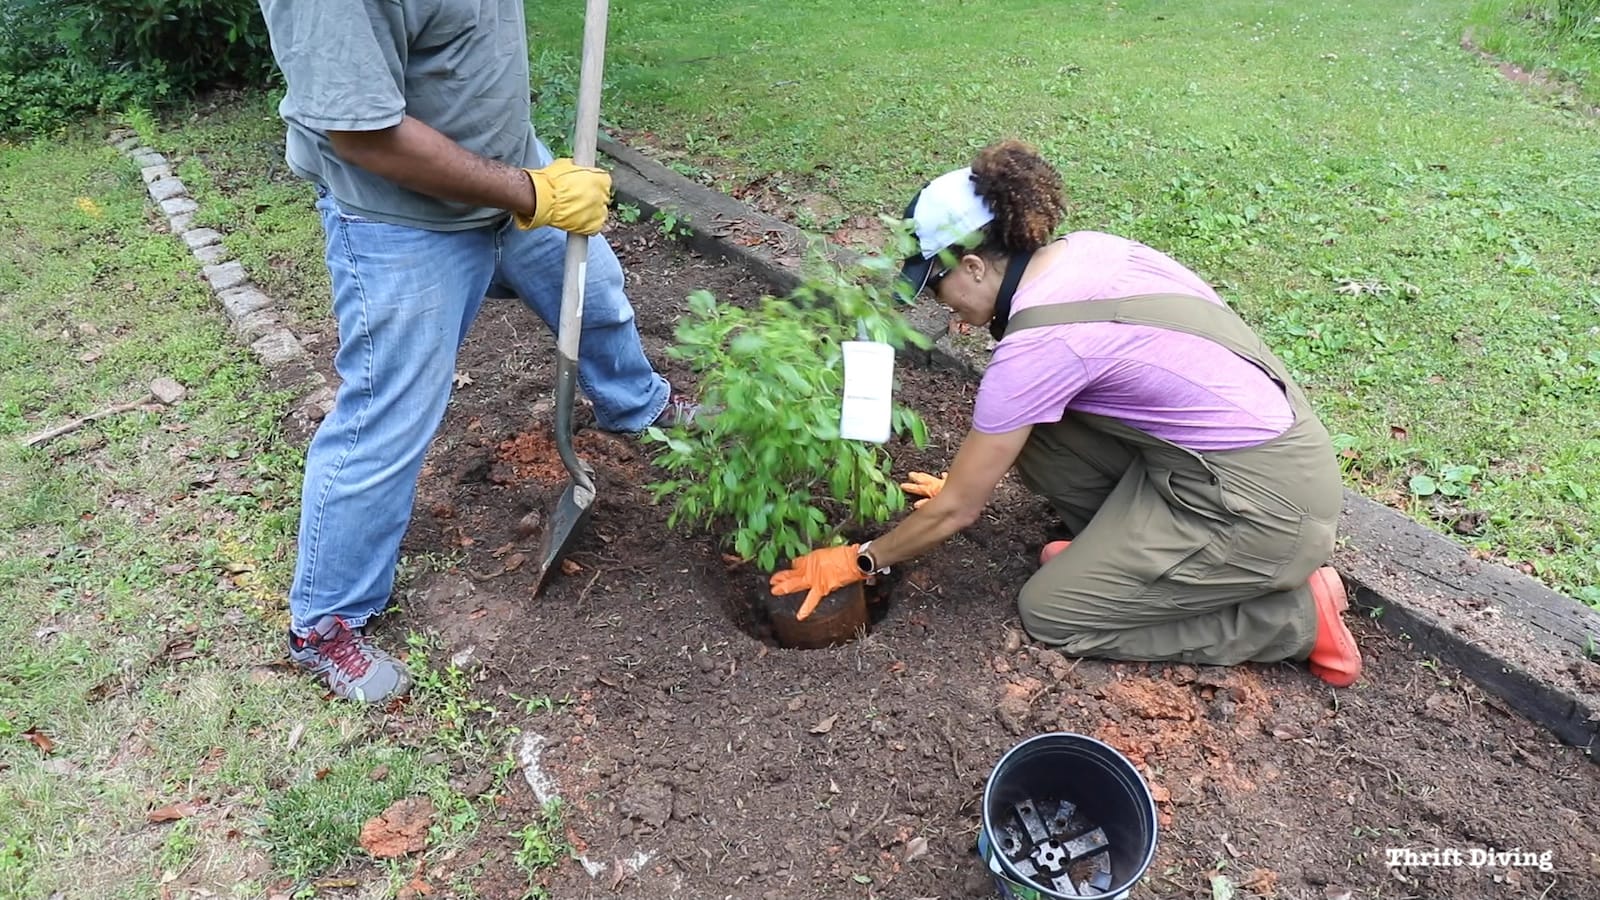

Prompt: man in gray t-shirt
[{"left": 260, "top": 0, "right": 685, "bottom": 702}]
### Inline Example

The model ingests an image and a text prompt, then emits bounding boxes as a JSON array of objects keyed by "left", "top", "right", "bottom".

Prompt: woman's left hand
[{"left": 899, "top": 471, "right": 947, "bottom": 508}]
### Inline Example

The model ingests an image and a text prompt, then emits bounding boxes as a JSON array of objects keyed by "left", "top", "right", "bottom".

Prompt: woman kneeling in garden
[{"left": 770, "top": 139, "right": 1361, "bottom": 687}]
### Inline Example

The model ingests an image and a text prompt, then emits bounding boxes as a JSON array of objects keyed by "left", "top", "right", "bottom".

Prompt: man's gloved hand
[
  {"left": 515, "top": 159, "right": 612, "bottom": 235},
  {"left": 769, "top": 544, "right": 865, "bottom": 621},
  {"left": 900, "top": 471, "right": 947, "bottom": 509}
]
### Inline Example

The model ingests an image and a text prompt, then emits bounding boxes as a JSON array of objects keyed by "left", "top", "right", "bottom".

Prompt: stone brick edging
[
  {"left": 601, "top": 135, "right": 1600, "bottom": 761},
  {"left": 105, "top": 128, "right": 333, "bottom": 423}
]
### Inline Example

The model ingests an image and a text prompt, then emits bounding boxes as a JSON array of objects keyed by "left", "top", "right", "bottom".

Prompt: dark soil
[{"left": 375, "top": 221, "right": 1600, "bottom": 899}]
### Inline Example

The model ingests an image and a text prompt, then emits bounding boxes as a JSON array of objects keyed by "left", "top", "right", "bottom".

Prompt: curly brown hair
[{"left": 969, "top": 140, "right": 1067, "bottom": 255}]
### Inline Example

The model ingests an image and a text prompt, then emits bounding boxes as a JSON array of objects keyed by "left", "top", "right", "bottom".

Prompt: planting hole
[{"left": 723, "top": 571, "right": 897, "bottom": 650}]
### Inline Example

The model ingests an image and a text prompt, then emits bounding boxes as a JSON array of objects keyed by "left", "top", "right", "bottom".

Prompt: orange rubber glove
[
  {"left": 515, "top": 159, "right": 612, "bottom": 235},
  {"left": 900, "top": 471, "right": 947, "bottom": 509},
  {"left": 769, "top": 544, "right": 865, "bottom": 621}
]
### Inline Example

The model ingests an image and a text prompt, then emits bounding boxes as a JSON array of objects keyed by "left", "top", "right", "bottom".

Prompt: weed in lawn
[
  {"left": 509, "top": 692, "right": 573, "bottom": 716},
  {"left": 650, "top": 206, "right": 691, "bottom": 239},
  {"left": 405, "top": 632, "right": 511, "bottom": 759},
  {"left": 511, "top": 800, "right": 570, "bottom": 899}
]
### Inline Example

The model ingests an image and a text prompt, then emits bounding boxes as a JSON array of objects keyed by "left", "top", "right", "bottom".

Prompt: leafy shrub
[
  {"left": 1550, "top": 0, "right": 1600, "bottom": 37},
  {"left": 0, "top": 0, "right": 272, "bottom": 136},
  {"left": 529, "top": 49, "right": 580, "bottom": 158},
  {"left": 0, "top": 58, "right": 163, "bottom": 136},
  {"left": 645, "top": 234, "right": 931, "bottom": 571}
]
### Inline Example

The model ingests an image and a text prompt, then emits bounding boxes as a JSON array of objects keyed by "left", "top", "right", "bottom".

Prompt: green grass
[
  {"left": 0, "top": 125, "right": 530, "bottom": 898},
  {"left": 1468, "top": 0, "right": 1600, "bottom": 108},
  {"left": 510, "top": 800, "right": 570, "bottom": 900},
  {"left": 526, "top": 0, "right": 1600, "bottom": 605},
  {"left": 167, "top": 92, "right": 331, "bottom": 328}
]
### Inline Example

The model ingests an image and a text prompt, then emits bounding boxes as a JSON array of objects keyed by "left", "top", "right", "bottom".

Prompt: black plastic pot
[
  {"left": 766, "top": 582, "right": 868, "bottom": 649},
  {"left": 979, "top": 732, "right": 1159, "bottom": 899}
]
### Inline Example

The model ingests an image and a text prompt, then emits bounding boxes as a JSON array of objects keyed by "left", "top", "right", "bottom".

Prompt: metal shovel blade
[
  {"left": 531, "top": 0, "right": 608, "bottom": 595},
  {"left": 531, "top": 353, "right": 596, "bottom": 594},
  {"left": 531, "top": 464, "right": 595, "bottom": 594}
]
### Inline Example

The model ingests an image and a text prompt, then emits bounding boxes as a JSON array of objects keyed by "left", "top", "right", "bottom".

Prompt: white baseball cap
[{"left": 900, "top": 167, "right": 995, "bottom": 295}]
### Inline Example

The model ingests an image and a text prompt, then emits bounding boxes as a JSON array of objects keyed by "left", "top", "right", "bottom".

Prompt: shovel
[{"left": 532, "top": 0, "right": 610, "bottom": 594}]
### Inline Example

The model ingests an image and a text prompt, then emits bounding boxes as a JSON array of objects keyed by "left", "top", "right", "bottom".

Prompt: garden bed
[{"left": 371, "top": 222, "right": 1599, "bottom": 899}]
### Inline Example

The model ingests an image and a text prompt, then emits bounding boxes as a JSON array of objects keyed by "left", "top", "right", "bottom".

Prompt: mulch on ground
[{"left": 354, "top": 221, "right": 1600, "bottom": 899}]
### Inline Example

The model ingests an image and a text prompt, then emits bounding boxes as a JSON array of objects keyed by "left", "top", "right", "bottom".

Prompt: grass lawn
[
  {"left": 2, "top": 0, "right": 1596, "bottom": 889},
  {"left": 0, "top": 129, "right": 553, "bottom": 898},
  {"left": 1468, "top": 0, "right": 1600, "bottom": 108},
  {"left": 527, "top": 0, "right": 1600, "bottom": 605}
]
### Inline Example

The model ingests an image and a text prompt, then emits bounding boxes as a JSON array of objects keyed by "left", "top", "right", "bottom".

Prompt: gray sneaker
[
  {"left": 288, "top": 616, "right": 411, "bottom": 703},
  {"left": 653, "top": 394, "right": 714, "bottom": 430}
]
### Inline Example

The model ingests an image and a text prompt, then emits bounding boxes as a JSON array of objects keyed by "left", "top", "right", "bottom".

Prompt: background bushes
[{"left": 0, "top": 0, "right": 273, "bottom": 137}]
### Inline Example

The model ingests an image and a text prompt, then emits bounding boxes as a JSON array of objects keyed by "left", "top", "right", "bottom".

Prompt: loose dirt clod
[
  {"left": 495, "top": 431, "right": 570, "bottom": 483},
  {"left": 359, "top": 798, "right": 434, "bottom": 858}
]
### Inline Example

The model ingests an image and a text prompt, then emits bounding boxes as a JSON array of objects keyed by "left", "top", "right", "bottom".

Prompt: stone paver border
[{"left": 106, "top": 129, "right": 334, "bottom": 423}]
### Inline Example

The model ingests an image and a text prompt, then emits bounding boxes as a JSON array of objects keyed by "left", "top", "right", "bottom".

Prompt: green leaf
[
  {"left": 1211, "top": 874, "right": 1235, "bottom": 900},
  {"left": 730, "top": 331, "right": 764, "bottom": 355},
  {"left": 1408, "top": 474, "right": 1437, "bottom": 496}
]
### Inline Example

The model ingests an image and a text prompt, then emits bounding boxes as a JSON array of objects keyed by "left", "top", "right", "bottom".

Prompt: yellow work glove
[
  {"left": 515, "top": 159, "right": 612, "bottom": 235},
  {"left": 769, "top": 544, "right": 865, "bottom": 621},
  {"left": 900, "top": 471, "right": 947, "bottom": 509}
]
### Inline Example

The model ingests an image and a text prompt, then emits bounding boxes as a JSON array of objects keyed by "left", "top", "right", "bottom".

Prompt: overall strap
[{"left": 1003, "top": 293, "right": 1300, "bottom": 400}]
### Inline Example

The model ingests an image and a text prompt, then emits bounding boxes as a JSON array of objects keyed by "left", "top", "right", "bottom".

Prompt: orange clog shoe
[
  {"left": 1307, "top": 566, "right": 1361, "bottom": 687},
  {"left": 1038, "top": 540, "right": 1072, "bottom": 567}
]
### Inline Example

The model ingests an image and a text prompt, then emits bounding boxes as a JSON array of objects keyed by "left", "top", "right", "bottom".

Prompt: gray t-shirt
[{"left": 260, "top": 0, "right": 540, "bottom": 230}]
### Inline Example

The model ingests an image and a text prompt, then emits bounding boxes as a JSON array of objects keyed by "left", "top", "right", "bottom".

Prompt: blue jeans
[{"left": 289, "top": 157, "right": 669, "bottom": 634}]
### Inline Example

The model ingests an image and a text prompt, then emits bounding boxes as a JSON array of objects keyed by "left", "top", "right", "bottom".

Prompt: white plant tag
[{"left": 839, "top": 340, "right": 895, "bottom": 443}]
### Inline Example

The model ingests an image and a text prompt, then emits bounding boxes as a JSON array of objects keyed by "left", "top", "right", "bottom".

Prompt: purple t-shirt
[{"left": 972, "top": 232, "right": 1293, "bottom": 451}]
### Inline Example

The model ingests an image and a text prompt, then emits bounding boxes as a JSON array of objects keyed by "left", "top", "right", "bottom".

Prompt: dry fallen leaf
[
  {"left": 147, "top": 800, "right": 202, "bottom": 823},
  {"left": 503, "top": 552, "right": 526, "bottom": 573},
  {"left": 22, "top": 729, "right": 55, "bottom": 754},
  {"left": 560, "top": 558, "right": 583, "bottom": 576},
  {"left": 359, "top": 797, "right": 435, "bottom": 858},
  {"left": 903, "top": 836, "right": 930, "bottom": 862},
  {"left": 809, "top": 714, "right": 839, "bottom": 735},
  {"left": 398, "top": 876, "right": 435, "bottom": 900},
  {"left": 1270, "top": 724, "right": 1306, "bottom": 741}
]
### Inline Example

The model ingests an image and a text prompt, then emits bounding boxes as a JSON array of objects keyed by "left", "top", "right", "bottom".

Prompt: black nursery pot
[
  {"left": 766, "top": 582, "right": 868, "bottom": 649},
  {"left": 978, "top": 732, "right": 1159, "bottom": 899}
]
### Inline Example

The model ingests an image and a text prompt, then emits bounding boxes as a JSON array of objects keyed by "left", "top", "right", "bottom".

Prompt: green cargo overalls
[{"left": 1006, "top": 294, "right": 1342, "bottom": 666}]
